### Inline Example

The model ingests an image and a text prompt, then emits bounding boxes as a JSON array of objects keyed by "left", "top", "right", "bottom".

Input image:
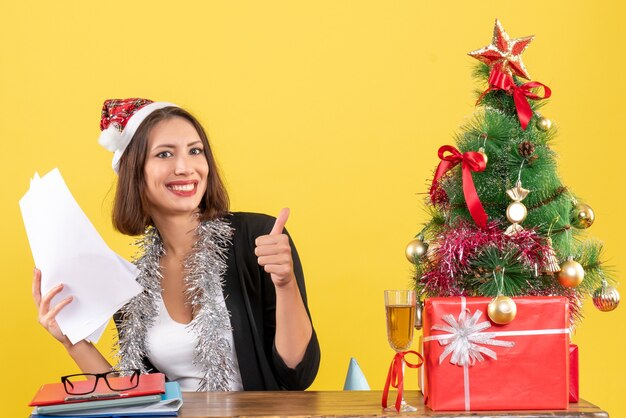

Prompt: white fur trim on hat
[
  {"left": 101, "top": 102, "right": 178, "bottom": 173},
  {"left": 98, "top": 125, "right": 124, "bottom": 152}
]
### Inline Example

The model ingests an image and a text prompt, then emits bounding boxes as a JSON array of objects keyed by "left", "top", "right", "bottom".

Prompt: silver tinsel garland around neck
[{"left": 114, "top": 218, "right": 236, "bottom": 391}]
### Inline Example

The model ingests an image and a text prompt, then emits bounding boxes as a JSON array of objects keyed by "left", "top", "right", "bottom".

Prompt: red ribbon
[
  {"left": 429, "top": 145, "right": 488, "bottom": 229},
  {"left": 381, "top": 350, "right": 424, "bottom": 412},
  {"left": 478, "top": 68, "right": 551, "bottom": 130}
]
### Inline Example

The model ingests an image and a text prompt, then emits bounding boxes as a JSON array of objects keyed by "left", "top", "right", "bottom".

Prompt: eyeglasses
[{"left": 61, "top": 369, "right": 141, "bottom": 395}]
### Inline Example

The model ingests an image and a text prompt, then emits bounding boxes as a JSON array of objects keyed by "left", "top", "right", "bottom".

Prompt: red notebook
[{"left": 29, "top": 373, "right": 166, "bottom": 406}]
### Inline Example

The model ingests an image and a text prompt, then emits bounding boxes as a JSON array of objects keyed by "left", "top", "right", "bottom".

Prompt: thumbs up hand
[{"left": 255, "top": 208, "right": 295, "bottom": 288}]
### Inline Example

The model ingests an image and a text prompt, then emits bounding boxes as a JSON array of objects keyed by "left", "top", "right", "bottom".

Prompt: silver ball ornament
[{"left": 414, "top": 299, "right": 423, "bottom": 330}]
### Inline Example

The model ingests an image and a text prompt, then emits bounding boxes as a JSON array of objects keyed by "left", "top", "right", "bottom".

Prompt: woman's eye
[
  {"left": 190, "top": 147, "right": 203, "bottom": 155},
  {"left": 156, "top": 151, "right": 173, "bottom": 158}
]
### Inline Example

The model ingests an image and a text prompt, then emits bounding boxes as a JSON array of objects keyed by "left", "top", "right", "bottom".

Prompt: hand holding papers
[{"left": 20, "top": 169, "right": 143, "bottom": 344}]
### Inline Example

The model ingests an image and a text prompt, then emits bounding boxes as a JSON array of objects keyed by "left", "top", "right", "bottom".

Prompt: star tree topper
[{"left": 468, "top": 19, "right": 534, "bottom": 79}]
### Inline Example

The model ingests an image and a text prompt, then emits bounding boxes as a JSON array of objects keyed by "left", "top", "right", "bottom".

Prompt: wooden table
[{"left": 180, "top": 390, "right": 609, "bottom": 417}]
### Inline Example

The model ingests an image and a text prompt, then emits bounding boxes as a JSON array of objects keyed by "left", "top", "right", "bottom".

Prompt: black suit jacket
[{"left": 115, "top": 212, "right": 321, "bottom": 390}]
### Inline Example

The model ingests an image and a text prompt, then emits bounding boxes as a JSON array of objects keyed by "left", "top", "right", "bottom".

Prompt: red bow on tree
[
  {"left": 430, "top": 145, "right": 488, "bottom": 229},
  {"left": 479, "top": 68, "right": 551, "bottom": 130}
]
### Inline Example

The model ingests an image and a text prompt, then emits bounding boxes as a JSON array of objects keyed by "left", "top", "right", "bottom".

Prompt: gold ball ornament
[
  {"left": 558, "top": 258, "right": 585, "bottom": 288},
  {"left": 488, "top": 296, "right": 517, "bottom": 324},
  {"left": 536, "top": 116, "right": 552, "bottom": 131},
  {"left": 506, "top": 202, "right": 528, "bottom": 224},
  {"left": 478, "top": 147, "right": 488, "bottom": 166},
  {"left": 405, "top": 237, "right": 428, "bottom": 263},
  {"left": 571, "top": 203, "right": 595, "bottom": 229},
  {"left": 593, "top": 281, "right": 620, "bottom": 312}
]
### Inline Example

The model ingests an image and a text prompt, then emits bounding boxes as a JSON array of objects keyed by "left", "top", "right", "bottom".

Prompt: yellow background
[{"left": 1, "top": 1, "right": 624, "bottom": 416}]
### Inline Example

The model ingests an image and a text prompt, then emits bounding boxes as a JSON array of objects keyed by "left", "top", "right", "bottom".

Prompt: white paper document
[{"left": 19, "top": 169, "right": 143, "bottom": 344}]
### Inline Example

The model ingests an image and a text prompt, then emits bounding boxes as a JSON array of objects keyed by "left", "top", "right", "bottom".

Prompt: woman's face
[{"left": 143, "top": 116, "right": 209, "bottom": 219}]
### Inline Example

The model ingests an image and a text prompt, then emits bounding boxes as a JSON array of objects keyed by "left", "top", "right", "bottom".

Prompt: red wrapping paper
[
  {"left": 423, "top": 296, "right": 570, "bottom": 411},
  {"left": 569, "top": 344, "right": 579, "bottom": 402}
]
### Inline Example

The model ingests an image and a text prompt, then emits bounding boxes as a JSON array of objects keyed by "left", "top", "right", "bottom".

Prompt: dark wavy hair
[{"left": 112, "top": 106, "right": 229, "bottom": 235}]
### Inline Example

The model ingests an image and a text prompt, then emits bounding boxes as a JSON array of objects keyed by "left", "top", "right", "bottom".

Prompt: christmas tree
[{"left": 409, "top": 19, "right": 619, "bottom": 324}]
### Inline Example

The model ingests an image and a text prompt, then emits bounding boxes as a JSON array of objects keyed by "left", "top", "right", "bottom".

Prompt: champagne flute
[{"left": 384, "top": 289, "right": 417, "bottom": 412}]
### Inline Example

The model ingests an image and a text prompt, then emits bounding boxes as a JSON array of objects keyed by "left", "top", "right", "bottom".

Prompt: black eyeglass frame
[{"left": 61, "top": 369, "right": 141, "bottom": 395}]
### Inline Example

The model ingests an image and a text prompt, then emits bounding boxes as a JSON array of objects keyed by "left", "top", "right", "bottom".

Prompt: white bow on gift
[{"left": 431, "top": 309, "right": 515, "bottom": 366}]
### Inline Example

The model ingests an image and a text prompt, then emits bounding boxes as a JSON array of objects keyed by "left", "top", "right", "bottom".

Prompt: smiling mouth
[{"left": 167, "top": 183, "right": 196, "bottom": 192}]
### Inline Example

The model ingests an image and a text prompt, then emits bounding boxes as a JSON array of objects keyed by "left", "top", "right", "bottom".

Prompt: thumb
[{"left": 269, "top": 208, "right": 290, "bottom": 235}]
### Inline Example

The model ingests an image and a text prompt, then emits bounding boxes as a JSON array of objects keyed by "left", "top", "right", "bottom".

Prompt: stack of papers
[
  {"left": 30, "top": 373, "right": 183, "bottom": 418},
  {"left": 19, "top": 169, "right": 143, "bottom": 344},
  {"left": 30, "top": 382, "right": 183, "bottom": 418}
]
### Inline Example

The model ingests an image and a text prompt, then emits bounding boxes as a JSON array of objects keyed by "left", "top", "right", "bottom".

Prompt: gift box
[
  {"left": 569, "top": 344, "right": 579, "bottom": 402},
  {"left": 423, "top": 296, "right": 570, "bottom": 411},
  {"left": 417, "top": 335, "right": 425, "bottom": 393}
]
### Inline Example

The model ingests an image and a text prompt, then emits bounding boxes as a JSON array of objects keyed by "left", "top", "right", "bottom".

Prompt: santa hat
[{"left": 98, "top": 98, "right": 177, "bottom": 172}]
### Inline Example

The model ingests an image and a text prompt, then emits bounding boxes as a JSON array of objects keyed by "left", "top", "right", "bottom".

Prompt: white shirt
[{"left": 145, "top": 295, "right": 243, "bottom": 391}]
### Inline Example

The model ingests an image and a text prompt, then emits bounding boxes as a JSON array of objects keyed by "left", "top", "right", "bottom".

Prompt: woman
[{"left": 33, "top": 98, "right": 320, "bottom": 391}]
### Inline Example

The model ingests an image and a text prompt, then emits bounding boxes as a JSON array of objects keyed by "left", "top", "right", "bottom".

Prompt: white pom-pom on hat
[{"left": 98, "top": 125, "right": 125, "bottom": 152}]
